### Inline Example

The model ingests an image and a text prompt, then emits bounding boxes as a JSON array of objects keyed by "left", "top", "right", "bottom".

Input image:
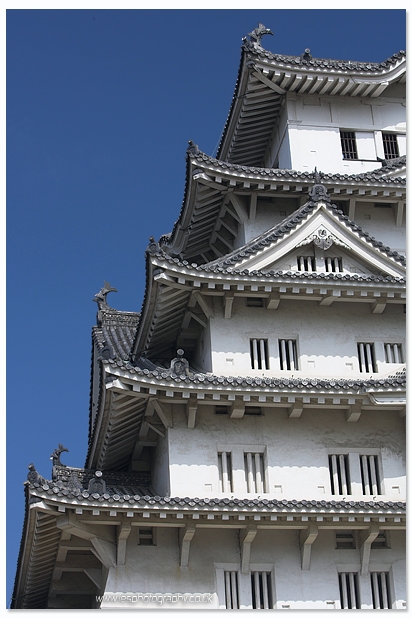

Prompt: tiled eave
[
  {"left": 163, "top": 151, "right": 405, "bottom": 262},
  {"left": 25, "top": 482, "right": 408, "bottom": 519},
  {"left": 217, "top": 46, "right": 405, "bottom": 166}
]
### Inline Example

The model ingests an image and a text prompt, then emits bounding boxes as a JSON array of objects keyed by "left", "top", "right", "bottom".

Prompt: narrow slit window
[
  {"left": 340, "top": 131, "right": 358, "bottom": 160},
  {"left": 250, "top": 338, "right": 269, "bottom": 370},
  {"left": 278, "top": 339, "right": 298, "bottom": 370},
  {"left": 325, "top": 257, "right": 343, "bottom": 273},
  {"left": 244, "top": 452, "right": 266, "bottom": 493},
  {"left": 251, "top": 571, "right": 273, "bottom": 609},
  {"left": 329, "top": 454, "right": 351, "bottom": 495},
  {"left": 382, "top": 133, "right": 399, "bottom": 159},
  {"left": 297, "top": 256, "right": 316, "bottom": 272},
  {"left": 384, "top": 343, "right": 403, "bottom": 363},
  {"left": 359, "top": 454, "right": 381, "bottom": 496},
  {"left": 339, "top": 572, "right": 360, "bottom": 609},
  {"left": 370, "top": 572, "right": 391, "bottom": 609},
  {"left": 224, "top": 571, "right": 239, "bottom": 609},
  {"left": 218, "top": 452, "right": 233, "bottom": 493},
  {"left": 357, "top": 342, "right": 377, "bottom": 373},
  {"left": 246, "top": 297, "right": 264, "bottom": 307}
]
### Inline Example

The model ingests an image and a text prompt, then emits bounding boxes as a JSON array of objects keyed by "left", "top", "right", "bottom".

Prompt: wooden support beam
[
  {"left": 240, "top": 524, "right": 257, "bottom": 574},
  {"left": 117, "top": 524, "right": 131, "bottom": 566},
  {"left": 230, "top": 402, "right": 245, "bottom": 419},
  {"left": 84, "top": 568, "right": 103, "bottom": 589},
  {"left": 346, "top": 403, "right": 362, "bottom": 422},
  {"left": 249, "top": 193, "right": 257, "bottom": 221},
  {"left": 299, "top": 522, "right": 318, "bottom": 570},
  {"left": 91, "top": 538, "right": 117, "bottom": 569},
  {"left": 288, "top": 403, "right": 303, "bottom": 419},
  {"left": 224, "top": 295, "right": 234, "bottom": 319},
  {"left": 192, "top": 291, "right": 214, "bottom": 319},
  {"left": 266, "top": 292, "right": 280, "bottom": 309},
  {"left": 251, "top": 69, "right": 286, "bottom": 94},
  {"left": 149, "top": 399, "right": 172, "bottom": 428},
  {"left": 228, "top": 192, "right": 248, "bottom": 222},
  {"left": 372, "top": 299, "right": 387, "bottom": 314},
  {"left": 179, "top": 525, "right": 196, "bottom": 567},
  {"left": 187, "top": 405, "right": 197, "bottom": 429},
  {"left": 145, "top": 421, "right": 165, "bottom": 437},
  {"left": 395, "top": 201, "right": 404, "bottom": 227},
  {"left": 348, "top": 198, "right": 356, "bottom": 221},
  {"left": 359, "top": 524, "right": 380, "bottom": 575}
]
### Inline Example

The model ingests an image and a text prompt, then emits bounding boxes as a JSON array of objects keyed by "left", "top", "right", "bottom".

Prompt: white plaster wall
[
  {"left": 151, "top": 434, "right": 170, "bottom": 498},
  {"left": 167, "top": 405, "right": 405, "bottom": 501},
  {"left": 281, "top": 95, "right": 405, "bottom": 175},
  {"left": 101, "top": 526, "right": 405, "bottom": 609},
  {"left": 353, "top": 201, "right": 406, "bottom": 254},
  {"left": 208, "top": 300, "right": 405, "bottom": 378}
]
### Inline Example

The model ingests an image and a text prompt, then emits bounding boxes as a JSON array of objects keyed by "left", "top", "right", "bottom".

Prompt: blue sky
[{"left": 6, "top": 8, "right": 406, "bottom": 608}]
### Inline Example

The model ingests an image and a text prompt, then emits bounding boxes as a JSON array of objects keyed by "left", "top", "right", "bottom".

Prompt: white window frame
[
  {"left": 327, "top": 448, "right": 384, "bottom": 497},
  {"left": 217, "top": 444, "right": 269, "bottom": 495}
]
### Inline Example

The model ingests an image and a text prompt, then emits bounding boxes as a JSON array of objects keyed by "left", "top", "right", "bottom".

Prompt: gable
[{"left": 221, "top": 202, "right": 405, "bottom": 279}]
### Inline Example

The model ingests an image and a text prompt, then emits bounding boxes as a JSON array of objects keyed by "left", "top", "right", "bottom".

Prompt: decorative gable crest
[{"left": 296, "top": 226, "right": 349, "bottom": 251}]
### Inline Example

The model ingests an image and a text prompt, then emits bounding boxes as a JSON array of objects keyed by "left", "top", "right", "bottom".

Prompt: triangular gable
[{"left": 219, "top": 200, "right": 405, "bottom": 279}]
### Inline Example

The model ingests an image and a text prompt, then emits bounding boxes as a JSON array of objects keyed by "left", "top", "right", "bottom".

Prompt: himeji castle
[{"left": 12, "top": 24, "right": 406, "bottom": 610}]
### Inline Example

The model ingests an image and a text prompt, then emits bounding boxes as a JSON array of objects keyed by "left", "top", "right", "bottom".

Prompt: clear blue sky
[{"left": 6, "top": 8, "right": 406, "bottom": 608}]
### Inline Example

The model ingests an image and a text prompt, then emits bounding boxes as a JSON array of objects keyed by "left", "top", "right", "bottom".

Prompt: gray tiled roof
[{"left": 92, "top": 307, "right": 140, "bottom": 361}]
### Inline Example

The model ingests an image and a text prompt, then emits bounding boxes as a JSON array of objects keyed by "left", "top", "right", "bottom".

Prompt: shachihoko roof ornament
[
  {"left": 93, "top": 281, "right": 118, "bottom": 310},
  {"left": 308, "top": 168, "right": 331, "bottom": 203},
  {"left": 243, "top": 23, "right": 273, "bottom": 50}
]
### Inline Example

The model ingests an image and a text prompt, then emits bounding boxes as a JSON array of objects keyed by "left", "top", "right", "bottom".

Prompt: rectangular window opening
[
  {"left": 325, "top": 257, "right": 343, "bottom": 273},
  {"left": 359, "top": 454, "right": 381, "bottom": 496},
  {"left": 370, "top": 571, "right": 391, "bottom": 609},
  {"left": 246, "top": 297, "right": 264, "bottom": 307},
  {"left": 371, "top": 531, "right": 389, "bottom": 550},
  {"left": 138, "top": 527, "right": 155, "bottom": 546},
  {"left": 245, "top": 406, "right": 262, "bottom": 416},
  {"left": 215, "top": 406, "right": 229, "bottom": 415},
  {"left": 339, "top": 572, "right": 360, "bottom": 609},
  {"left": 382, "top": 133, "right": 399, "bottom": 159},
  {"left": 357, "top": 342, "right": 377, "bottom": 373},
  {"left": 340, "top": 131, "right": 358, "bottom": 160},
  {"left": 335, "top": 531, "right": 356, "bottom": 550},
  {"left": 224, "top": 571, "right": 239, "bottom": 609},
  {"left": 250, "top": 338, "right": 269, "bottom": 370},
  {"left": 278, "top": 339, "right": 298, "bottom": 371},
  {"left": 251, "top": 571, "right": 273, "bottom": 609},
  {"left": 297, "top": 256, "right": 316, "bottom": 272},
  {"left": 218, "top": 452, "right": 233, "bottom": 493},
  {"left": 384, "top": 343, "right": 404, "bottom": 363},
  {"left": 329, "top": 454, "right": 351, "bottom": 495},
  {"left": 244, "top": 452, "right": 267, "bottom": 493}
]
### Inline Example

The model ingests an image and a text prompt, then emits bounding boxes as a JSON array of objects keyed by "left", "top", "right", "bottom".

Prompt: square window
[
  {"left": 335, "top": 531, "right": 356, "bottom": 549},
  {"left": 325, "top": 257, "right": 343, "bottom": 272},
  {"left": 384, "top": 343, "right": 403, "bottom": 363},
  {"left": 297, "top": 256, "right": 316, "bottom": 272},
  {"left": 138, "top": 527, "right": 155, "bottom": 546}
]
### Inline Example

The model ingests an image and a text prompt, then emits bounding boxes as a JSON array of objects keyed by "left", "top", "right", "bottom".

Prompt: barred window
[
  {"left": 370, "top": 571, "right": 391, "bottom": 609},
  {"left": 138, "top": 527, "right": 155, "bottom": 546},
  {"left": 339, "top": 572, "right": 360, "bottom": 609},
  {"left": 340, "top": 131, "right": 358, "bottom": 160},
  {"left": 297, "top": 255, "right": 316, "bottom": 272},
  {"left": 250, "top": 338, "right": 269, "bottom": 370},
  {"left": 251, "top": 571, "right": 273, "bottom": 609},
  {"left": 218, "top": 451, "right": 233, "bottom": 492},
  {"left": 335, "top": 531, "right": 356, "bottom": 549},
  {"left": 244, "top": 452, "right": 267, "bottom": 493},
  {"left": 382, "top": 133, "right": 399, "bottom": 159},
  {"left": 357, "top": 342, "right": 377, "bottom": 373},
  {"left": 329, "top": 454, "right": 351, "bottom": 495},
  {"left": 224, "top": 571, "right": 239, "bottom": 609},
  {"left": 384, "top": 343, "right": 403, "bottom": 363},
  {"left": 371, "top": 531, "right": 389, "bottom": 550},
  {"left": 279, "top": 339, "right": 298, "bottom": 370},
  {"left": 325, "top": 257, "right": 343, "bottom": 272},
  {"left": 360, "top": 454, "right": 381, "bottom": 496}
]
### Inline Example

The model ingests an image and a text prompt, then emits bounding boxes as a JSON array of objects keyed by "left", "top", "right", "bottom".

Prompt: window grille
[
  {"left": 357, "top": 342, "right": 377, "bottom": 373},
  {"left": 371, "top": 531, "right": 389, "bottom": 550},
  {"left": 244, "top": 452, "right": 266, "bottom": 493},
  {"left": 278, "top": 339, "right": 298, "bottom": 370},
  {"left": 250, "top": 338, "right": 269, "bottom": 370},
  {"left": 382, "top": 133, "right": 399, "bottom": 159},
  {"left": 329, "top": 454, "right": 351, "bottom": 495},
  {"left": 339, "top": 572, "right": 360, "bottom": 609},
  {"left": 245, "top": 406, "right": 262, "bottom": 416},
  {"left": 359, "top": 454, "right": 381, "bottom": 495},
  {"left": 325, "top": 257, "right": 343, "bottom": 272},
  {"left": 138, "top": 528, "right": 154, "bottom": 545},
  {"left": 370, "top": 572, "right": 391, "bottom": 609},
  {"left": 297, "top": 256, "right": 316, "bottom": 272},
  {"left": 246, "top": 297, "right": 264, "bottom": 307},
  {"left": 335, "top": 532, "right": 356, "bottom": 549},
  {"left": 218, "top": 452, "right": 233, "bottom": 492},
  {"left": 340, "top": 131, "right": 358, "bottom": 160},
  {"left": 215, "top": 405, "right": 229, "bottom": 415},
  {"left": 224, "top": 571, "right": 239, "bottom": 609},
  {"left": 384, "top": 343, "right": 403, "bottom": 363},
  {"left": 251, "top": 571, "right": 273, "bottom": 609}
]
